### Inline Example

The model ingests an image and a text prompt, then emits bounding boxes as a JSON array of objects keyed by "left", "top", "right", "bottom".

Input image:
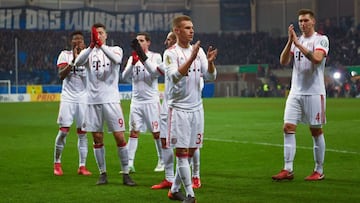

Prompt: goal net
[{"left": 0, "top": 80, "right": 11, "bottom": 95}]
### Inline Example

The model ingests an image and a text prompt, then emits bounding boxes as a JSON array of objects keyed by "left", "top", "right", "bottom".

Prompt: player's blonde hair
[
  {"left": 172, "top": 15, "right": 192, "bottom": 29},
  {"left": 168, "top": 31, "right": 176, "bottom": 41}
]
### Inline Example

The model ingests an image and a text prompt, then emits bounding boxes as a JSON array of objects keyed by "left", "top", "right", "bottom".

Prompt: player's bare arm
[
  {"left": 58, "top": 41, "right": 86, "bottom": 80},
  {"left": 58, "top": 63, "right": 72, "bottom": 80},
  {"left": 280, "top": 24, "right": 295, "bottom": 66},
  {"left": 207, "top": 46, "right": 217, "bottom": 74},
  {"left": 178, "top": 40, "right": 200, "bottom": 76}
]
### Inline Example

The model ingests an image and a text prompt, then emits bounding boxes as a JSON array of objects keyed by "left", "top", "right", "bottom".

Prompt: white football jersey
[
  {"left": 122, "top": 51, "right": 163, "bottom": 103},
  {"left": 164, "top": 44, "right": 216, "bottom": 111},
  {"left": 290, "top": 32, "right": 329, "bottom": 95},
  {"left": 76, "top": 45, "right": 123, "bottom": 104},
  {"left": 57, "top": 50, "right": 87, "bottom": 103}
]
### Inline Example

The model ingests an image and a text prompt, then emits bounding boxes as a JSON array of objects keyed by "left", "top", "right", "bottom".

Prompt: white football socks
[
  {"left": 94, "top": 145, "right": 106, "bottom": 174},
  {"left": 127, "top": 137, "right": 138, "bottom": 167},
  {"left": 154, "top": 138, "right": 163, "bottom": 164},
  {"left": 118, "top": 145, "right": 129, "bottom": 174},
  {"left": 163, "top": 147, "right": 174, "bottom": 182},
  {"left": 284, "top": 133, "right": 296, "bottom": 172},
  {"left": 312, "top": 134, "right": 325, "bottom": 174},
  {"left": 191, "top": 149, "right": 200, "bottom": 178},
  {"left": 77, "top": 133, "right": 88, "bottom": 167},
  {"left": 54, "top": 130, "right": 68, "bottom": 163},
  {"left": 177, "top": 157, "right": 194, "bottom": 197}
]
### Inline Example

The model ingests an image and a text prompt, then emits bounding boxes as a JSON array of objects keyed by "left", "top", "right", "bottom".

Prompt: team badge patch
[{"left": 320, "top": 39, "right": 328, "bottom": 48}]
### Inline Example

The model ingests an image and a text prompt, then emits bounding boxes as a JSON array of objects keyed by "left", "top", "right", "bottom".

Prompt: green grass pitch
[{"left": 0, "top": 98, "right": 359, "bottom": 202}]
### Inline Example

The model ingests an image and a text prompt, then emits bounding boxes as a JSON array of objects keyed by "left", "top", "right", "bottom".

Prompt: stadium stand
[
  {"left": 1, "top": 25, "right": 360, "bottom": 97},
  {"left": 1, "top": 1, "right": 360, "bottom": 98}
]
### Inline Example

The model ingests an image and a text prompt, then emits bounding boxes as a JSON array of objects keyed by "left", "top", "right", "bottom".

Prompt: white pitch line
[{"left": 204, "top": 137, "right": 360, "bottom": 155}]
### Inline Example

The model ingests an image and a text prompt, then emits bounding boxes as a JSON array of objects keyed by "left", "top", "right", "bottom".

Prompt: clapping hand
[
  {"left": 131, "top": 39, "right": 148, "bottom": 62},
  {"left": 207, "top": 46, "right": 218, "bottom": 63},
  {"left": 90, "top": 26, "right": 103, "bottom": 48},
  {"left": 131, "top": 51, "right": 139, "bottom": 65}
]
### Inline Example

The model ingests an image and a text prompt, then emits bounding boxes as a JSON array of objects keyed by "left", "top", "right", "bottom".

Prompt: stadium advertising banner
[
  {"left": 0, "top": 94, "right": 30, "bottom": 102},
  {"left": 0, "top": 6, "right": 187, "bottom": 32},
  {"left": 0, "top": 93, "right": 132, "bottom": 102},
  {"left": 31, "top": 93, "right": 61, "bottom": 102}
]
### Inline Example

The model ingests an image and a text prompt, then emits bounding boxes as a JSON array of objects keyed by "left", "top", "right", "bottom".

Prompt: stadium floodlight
[{"left": 333, "top": 72, "right": 341, "bottom": 80}]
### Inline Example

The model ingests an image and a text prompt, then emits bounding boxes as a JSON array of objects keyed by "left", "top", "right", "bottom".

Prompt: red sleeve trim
[
  {"left": 315, "top": 48, "right": 327, "bottom": 56},
  {"left": 57, "top": 62, "right": 68, "bottom": 68},
  {"left": 157, "top": 67, "right": 164, "bottom": 75}
]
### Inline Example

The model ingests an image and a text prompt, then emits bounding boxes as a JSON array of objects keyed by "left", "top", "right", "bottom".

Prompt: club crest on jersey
[
  {"left": 165, "top": 55, "right": 172, "bottom": 65},
  {"left": 171, "top": 137, "right": 177, "bottom": 145}
]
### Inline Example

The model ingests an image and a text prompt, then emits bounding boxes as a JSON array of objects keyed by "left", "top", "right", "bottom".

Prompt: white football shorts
[
  {"left": 83, "top": 103, "right": 126, "bottom": 132},
  {"left": 57, "top": 101, "right": 85, "bottom": 128},
  {"left": 129, "top": 102, "right": 161, "bottom": 133},
  {"left": 168, "top": 107, "right": 204, "bottom": 149},
  {"left": 284, "top": 94, "right": 326, "bottom": 125}
]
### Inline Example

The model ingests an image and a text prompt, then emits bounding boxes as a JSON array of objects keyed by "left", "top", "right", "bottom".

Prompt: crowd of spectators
[{"left": 1, "top": 17, "right": 360, "bottom": 97}]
